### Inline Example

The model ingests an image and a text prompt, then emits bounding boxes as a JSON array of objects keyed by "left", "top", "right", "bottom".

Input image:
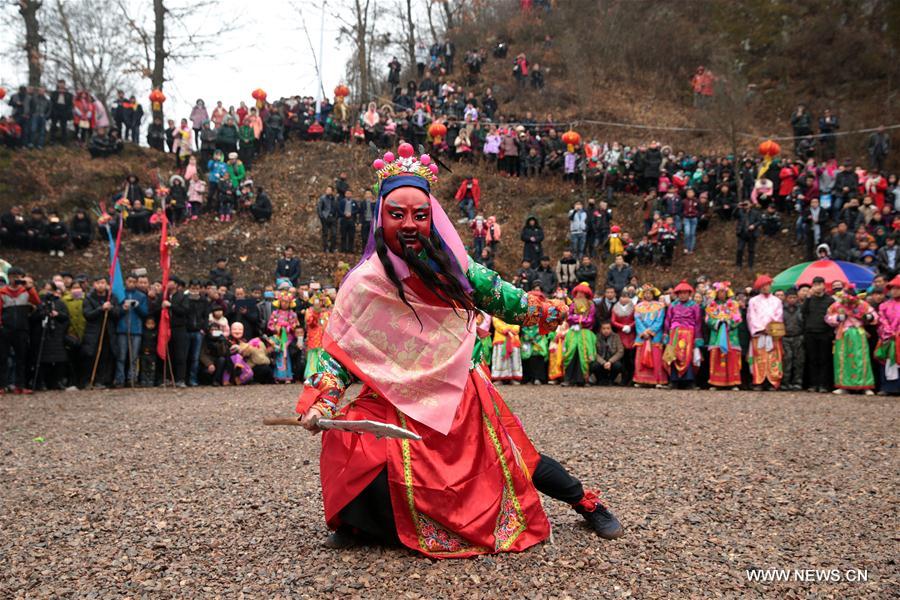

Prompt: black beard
[{"left": 375, "top": 228, "right": 475, "bottom": 328}]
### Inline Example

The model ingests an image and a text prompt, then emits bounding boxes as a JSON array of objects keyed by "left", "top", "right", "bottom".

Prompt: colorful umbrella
[{"left": 772, "top": 259, "right": 876, "bottom": 292}]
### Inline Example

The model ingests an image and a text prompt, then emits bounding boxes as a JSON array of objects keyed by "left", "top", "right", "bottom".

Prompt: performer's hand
[{"left": 300, "top": 407, "right": 323, "bottom": 433}]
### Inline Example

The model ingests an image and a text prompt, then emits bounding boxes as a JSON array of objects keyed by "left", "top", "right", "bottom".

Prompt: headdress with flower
[
  {"left": 709, "top": 281, "right": 734, "bottom": 298},
  {"left": 640, "top": 283, "right": 661, "bottom": 298}
]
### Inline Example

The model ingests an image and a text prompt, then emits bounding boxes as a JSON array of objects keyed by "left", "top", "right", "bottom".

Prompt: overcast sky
[{"left": 1, "top": 0, "right": 351, "bottom": 123}]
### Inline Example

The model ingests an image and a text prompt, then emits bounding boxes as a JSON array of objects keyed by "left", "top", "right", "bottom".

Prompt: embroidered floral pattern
[{"left": 396, "top": 412, "right": 487, "bottom": 556}]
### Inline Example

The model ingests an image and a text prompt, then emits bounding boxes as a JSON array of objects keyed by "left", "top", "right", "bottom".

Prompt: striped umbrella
[{"left": 771, "top": 259, "right": 876, "bottom": 292}]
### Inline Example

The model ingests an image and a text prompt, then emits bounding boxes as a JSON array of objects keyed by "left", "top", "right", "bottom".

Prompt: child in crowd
[{"left": 139, "top": 317, "right": 158, "bottom": 387}]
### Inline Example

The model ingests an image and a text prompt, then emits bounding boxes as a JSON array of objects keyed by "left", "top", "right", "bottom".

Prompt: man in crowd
[
  {"left": 317, "top": 186, "right": 338, "bottom": 253},
  {"left": 114, "top": 275, "right": 148, "bottom": 388},
  {"left": 337, "top": 189, "right": 357, "bottom": 253},
  {"left": 606, "top": 254, "right": 633, "bottom": 296},
  {"left": 82, "top": 275, "right": 119, "bottom": 389},
  {"left": 801, "top": 276, "right": 835, "bottom": 393},
  {"left": 49, "top": 79, "right": 73, "bottom": 145},
  {"left": 0, "top": 268, "right": 41, "bottom": 393},
  {"left": 735, "top": 201, "right": 760, "bottom": 269},
  {"left": 592, "top": 321, "right": 624, "bottom": 385},
  {"left": 275, "top": 245, "right": 301, "bottom": 287},
  {"left": 746, "top": 275, "right": 784, "bottom": 390}
]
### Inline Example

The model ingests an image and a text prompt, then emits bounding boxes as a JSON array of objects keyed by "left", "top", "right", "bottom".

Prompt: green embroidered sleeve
[
  {"left": 467, "top": 258, "right": 566, "bottom": 333},
  {"left": 467, "top": 258, "right": 530, "bottom": 322},
  {"left": 295, "top": 350, "right": 353, "bottom": 417}
]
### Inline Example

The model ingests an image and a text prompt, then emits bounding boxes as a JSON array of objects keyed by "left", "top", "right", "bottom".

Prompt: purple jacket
[{"left": 664, "top": 300, "right": 702, "bottom": 345}]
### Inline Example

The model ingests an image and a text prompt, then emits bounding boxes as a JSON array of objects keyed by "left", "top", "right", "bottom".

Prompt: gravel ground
[{"left": 1, "top": 384, "right": 897, "bottom": 599}]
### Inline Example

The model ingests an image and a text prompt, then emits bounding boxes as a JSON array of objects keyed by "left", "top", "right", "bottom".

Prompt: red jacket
[
  {"left": 454, "top": 178, "right": 481, "bottom": 209},
  {"left": 0, "top": 285, "right": 40, "bottom": 331}
]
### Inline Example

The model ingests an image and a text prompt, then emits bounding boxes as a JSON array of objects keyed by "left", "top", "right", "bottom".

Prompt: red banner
[{"left": 157, "top": 215, "right": 171, "bottom": 360}]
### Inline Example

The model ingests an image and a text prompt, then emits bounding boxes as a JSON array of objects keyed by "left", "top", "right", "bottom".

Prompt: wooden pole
[{"left": 89, "top": 310, "right": 109, "bottom": 389}]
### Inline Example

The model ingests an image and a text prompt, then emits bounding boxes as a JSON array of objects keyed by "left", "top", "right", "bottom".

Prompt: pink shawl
[{"left": 325, "top": 257, "right": 475, "bottom": 435}]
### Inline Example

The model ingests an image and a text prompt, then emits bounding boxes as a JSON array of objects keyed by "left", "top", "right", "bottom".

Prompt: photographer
[
  {"left": 114, "top": 275, "right": 148, "bottom": 388},
  {"left": 0, "top": 268, "right": 41, "bottom": 393},
  {"left": 32, "top": 287, "right": 70, "bottom": 391}
]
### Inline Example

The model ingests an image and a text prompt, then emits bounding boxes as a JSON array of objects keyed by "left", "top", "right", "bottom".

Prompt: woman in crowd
[
  {"left": 562, "top": 282, "right": 597, "bottom": 386},
  {"left": 703, "top": 282, "right": 742, "bottom": 389},
  {"left": 633, "top": 284, "right": 667, "bottom": 388}
]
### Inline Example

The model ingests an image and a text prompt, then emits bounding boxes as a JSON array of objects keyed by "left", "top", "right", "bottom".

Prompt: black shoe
[
  {"left": 322, "top": 527, "right": 360, "bottom": 549},
  {"left": 573, "top": 491, "right": 625, "bottom": 540}
]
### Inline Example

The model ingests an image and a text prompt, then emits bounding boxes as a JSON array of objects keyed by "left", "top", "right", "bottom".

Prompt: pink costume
[{"left": 747, "top": 293, "right": 783, "bottom": 388}]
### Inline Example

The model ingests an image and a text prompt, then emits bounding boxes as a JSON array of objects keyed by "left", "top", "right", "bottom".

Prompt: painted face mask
[{"left": 380, "top": 186, "right": 432, "bottom": 257}]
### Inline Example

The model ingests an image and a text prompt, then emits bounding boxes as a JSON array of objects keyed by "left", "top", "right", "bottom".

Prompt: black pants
[
  {"left": 170, "top": 327, "right": 189, "bottom": 384},
  {"left": 339, "top": 220, "right": 355, "bottom": 253},
  {"left": 621, "top": 347, "right": 635, "bottom": 385},
  {"left": 49, "top": 117, "right": 68, "bottom": 144},
  {"left": 591, "top": 360, "right": 623, "bottom": 385},
  {"left": 81, "top": 342, "right": 114, "bottom": 388},
  {"left": 805, "top": 332, "right": 834, "bottom": 389},
  {"left": 321, "top": 220, "right": 337, "bottom": 253},
  {"left": 736, "top": 235, "right": 756, "bottom": 268},
  {"left": 0, "top": 330, "right": 30, "bottom": 389},
  {"left": 522, "top": 355, "right": 548, "bottom": 384},
  {"left": 338, "top": 454, "right": 584, "bottom": 543},
  {"left": 38, "top": 361, "right": 65, "bottom": 390}
]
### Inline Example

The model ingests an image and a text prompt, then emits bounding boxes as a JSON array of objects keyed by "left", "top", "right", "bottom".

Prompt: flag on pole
[
  {"left": 157, "top": 214, "right": 172, "bottom": 360},
  {"left": 106, "top": 215, "right": 125, "bottom": 302}
]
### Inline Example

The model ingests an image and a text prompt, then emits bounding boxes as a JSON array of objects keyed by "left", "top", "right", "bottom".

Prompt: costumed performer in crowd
[
  {"left": 704, "top": 282, "right": 743, "bottom": 390},
  {"left": 563, "top": 282, "right": 597, "bottom": 387},
  {"left": 663, "top": 281, "right": 703, "bottom": 388},
  {"left": 825, "top": 288, "right": 877, "bottom": 395},
  {"left": 875, "top": 276, "right": 900, "bottom": 395}
]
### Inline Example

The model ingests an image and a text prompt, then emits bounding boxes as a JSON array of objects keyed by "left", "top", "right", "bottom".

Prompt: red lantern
[
  {"left": 428, "top": 122, "right": 448, "bottom": 144},
  {"left": 561, "top": 129, "right": 582, "bottom": 152},
  {"left": 333, "top": 84, "right": 350, "bottom": 99},
  {"left": 148, "top": 88, "right": 166, "bottom": 112},
  {"left": 758, "top": 139, "right": 781, "bottom": 158},
  {"left": 251, "top": 88, "right": 267, "bottom": 109},
  {"left": 0, "top": 88, "right": 6, "bottom": 101}
]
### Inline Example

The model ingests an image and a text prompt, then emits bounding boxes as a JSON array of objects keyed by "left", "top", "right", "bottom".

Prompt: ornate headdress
[
  {"left": 372, "top": 143, "right": 439, "bottom": 190},
  {"left": 710, "top": 281, "right": 734, "bottom": 298}
]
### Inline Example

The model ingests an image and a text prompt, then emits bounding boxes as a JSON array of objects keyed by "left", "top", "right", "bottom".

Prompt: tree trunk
[
  {"left": 404, "top": 0, "right": 416, "bottom": 79},
  {"left": 354, "top": 0, "right": 370, "bottom": 103},
  {"left": 19, "top": 0, "right": 45, "bottom": 87},
  {"left": 152, "top": 0, "right": 166, "bottom": 122},
  {"left": 426, "top": 0, "right": 438, "bottom": 43}
]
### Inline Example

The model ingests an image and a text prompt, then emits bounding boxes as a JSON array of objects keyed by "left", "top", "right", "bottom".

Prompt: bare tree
[
  {"left": 332, "top": 0, "right": 375, "bottom": 102},
  {"left": 699, "top": 59, "right": 753, "bottom": 203},
  {"left": 16, "top": 0, "right": 44, "bottom": 86},
  {"left": 43, "top": 0, "right": 139, "bottom": 106},
  {"left": 117, "top": 0, "right": 238, "bottom": 121},
  {"left": 398, "top": 0, "right": 416, "bottom": 77}
]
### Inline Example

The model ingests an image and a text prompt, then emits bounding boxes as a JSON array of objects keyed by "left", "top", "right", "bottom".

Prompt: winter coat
[
  {"left": 81, "top": 291, "right": 120, "bottom": 356},
  {"left": 115, "top": 289, "right": 148, "bottom": 335},
  {"left": 555, "top": 258, "right": 579, "bottom": 288},
  {"left": 190, "top": 105, "right": 209, "bottom": 129},
  {"left": 605, "top": 263, "right": 633, "bottom": 293},
  {"left": 0, "top": 285, "right": 40, "bottom": 332},
  {"left": 520, "top": 217, "right": 544, "bottom": 264},
  {"left": 642, "top": 148, "right": 662, "bottom": 179},
  {"left": 34, "top": 296, "right": 70, "bottom": 364},
  {"left": 49, "top": 91, "right": 74, "bottom": 120},
  {"left": 61, "top": 292, "right": 86, "bottom": 340}
]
